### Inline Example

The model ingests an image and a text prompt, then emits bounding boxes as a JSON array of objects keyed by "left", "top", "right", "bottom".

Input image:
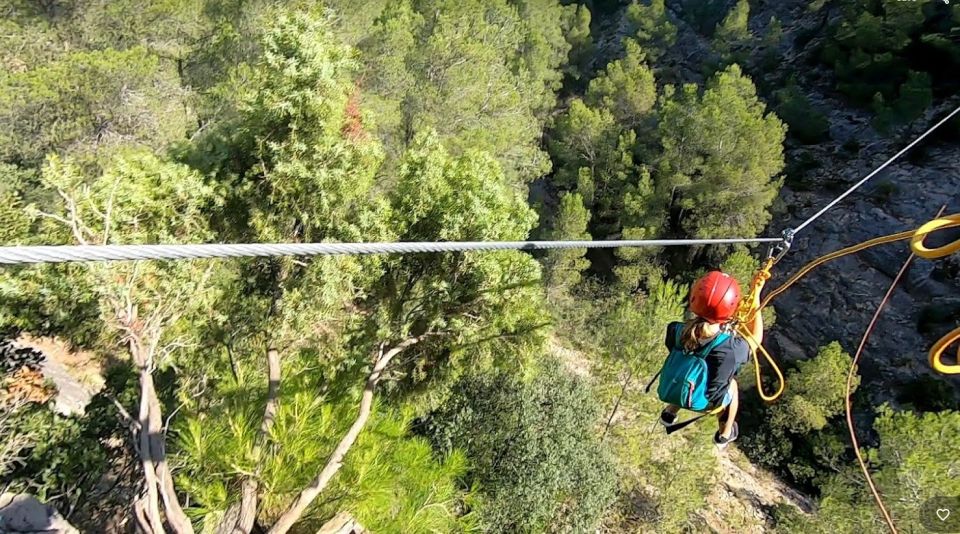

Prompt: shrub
[
  {"left": 424, "top": 359, "right": 617, "bottom": 533},
  {"left": 775, "top": 84, "right": 830, "bottom": 144}
]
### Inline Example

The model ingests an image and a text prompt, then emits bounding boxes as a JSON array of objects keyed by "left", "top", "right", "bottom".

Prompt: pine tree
[
  {"left": 585, "top": 39, "right": 656, "bottom": 127},
  {"left": 656, "top": 64, "right": 786, "bottom": 240},
  {"left": 625, "top": 0, "right": 677, "bottom": 63},
  {"left": 542, "top": 192, "right": 592, "bottom": 292},
  {"left": 714, "top": 0, "right": 752, "bottom": 59}
]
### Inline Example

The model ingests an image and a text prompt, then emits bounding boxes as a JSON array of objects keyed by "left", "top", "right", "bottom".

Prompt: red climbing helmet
[{"left": 689, "top": 271, "right": 741, "bottom": 323}]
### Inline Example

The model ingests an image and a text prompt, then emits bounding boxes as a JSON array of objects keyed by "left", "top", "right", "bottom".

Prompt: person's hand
[{"left": 751, "top": 269, "right": 770, "bottom": 309}]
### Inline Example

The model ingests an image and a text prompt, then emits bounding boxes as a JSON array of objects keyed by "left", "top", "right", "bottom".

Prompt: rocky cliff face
[
  {"left": 768, "top": 107, "right": 960, "bottom": 408},
  {"left": 741, "top": 1, "right": 960, "bottom": 407}
]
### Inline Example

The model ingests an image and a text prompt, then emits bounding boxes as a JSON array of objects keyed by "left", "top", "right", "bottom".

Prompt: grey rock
[{"left": 0, "top": 493, "right": 79, "bottom": 534}]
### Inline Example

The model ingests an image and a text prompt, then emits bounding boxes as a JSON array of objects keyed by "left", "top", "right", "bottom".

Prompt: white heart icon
[{"left": 937, "top": 508, "right": 950, "bottom": 521}]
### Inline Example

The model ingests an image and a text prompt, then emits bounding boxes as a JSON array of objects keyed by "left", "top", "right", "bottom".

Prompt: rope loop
[
  {"left": 909, "top": 214, "right": 960, "bottom": 374},
  {"left": 910, "top": 213, "right": 960, "bottom": 259}
]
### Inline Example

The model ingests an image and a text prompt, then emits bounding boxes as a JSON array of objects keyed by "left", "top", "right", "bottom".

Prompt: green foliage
[
  {"left": 897, "top": 375, "right": 957, "bottom": 412},
  {"left": 221, "top": 12, "right": 385, "bottom": 244},
  {"left": 679, "top": 0, "right": 730, "bottom": 37},
  {"left": 549, "top": 99, "right": 621, "bottom": 192},
  {"left": 740, "top": 342, "right": 857, "bottom": 486},
  {"left": 873, "top": 70, "right": 933, "bottom": 131},
  {"left": 550, "top": 60, "right": 784, "bottom": 282},
  {"left": 359, "top": 0, "right": 572, "bottom": 183},
  {"left": 1, "top": 149, "right": 220, "bottom": 348},
  {"left": 0, "top": 164, "right": 38, "bottom": 245},
  {"left": 425, "top": 360, "right": 617, "bottom": 533},
  {"left": 626, "top": 0, "right": 677, "bottom": 62},
  {"left": 775, "top": 83, "right": 831, "bottom": 144},
  {"left": 177, "top": 363, "right": 476, "bottom": 532},
  {"left": 594, "top": 280, "right": 686, "bottom": 390},
  {"left": 548, "top": 99, "right": 640, "bottom": 237},
  {"left": 0, "top": 7, "right": 63, "bottom": 72},
  {"left": 655, "top": 65, "right": 786, "bottom": 240},
  {"left": 0, "top": 47, "right": 188, "bottom": 165},
  {"left": 713, "top": 0, "right": 751, "bottom": 60},
  {"left": 3, "top": 364, "right": 140, "bottom": 513},
  {"left": 606, "top": 391, "right": 721, "bottom": 532},
  {"left": 585, "top": 39, "right": 656, "bottom": 127},
  {"left": 822, "top": 0, "right": 957, "bottom": 121},
  {"left": 795, "top": 407, "right": 960, "bottom": 533},
  {"left": 369, "top": 132, "right": 549, "bottom": 393},
  {"left": 562, "top": 4, "right": 594, "bottom": 81},
  {"left": 590, "top": 280, "right": 686, "bottom": 447},
  {"left": 541, "top": 192, "right": 592, "bottom": 293},
  {"left": 771, "top": 342, "right": 857, "bottom": 435}
]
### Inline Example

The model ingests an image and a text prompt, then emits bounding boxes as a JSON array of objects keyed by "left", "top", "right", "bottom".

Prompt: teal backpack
[{"left": 654, "top": 325, "right": 730, "bottom": 411}]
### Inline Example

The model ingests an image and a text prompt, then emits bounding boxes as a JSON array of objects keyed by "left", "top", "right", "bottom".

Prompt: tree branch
[
  {"left": 266, "top": 336, "right": 424, "bottom": 534},
  {"left": 219, "top": 346, "right": 281, "bottom": 534}
]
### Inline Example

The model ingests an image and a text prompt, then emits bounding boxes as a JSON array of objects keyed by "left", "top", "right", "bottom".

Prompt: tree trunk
[
  {"left": 136, "top": 366, "right": 164, "bottom": 533},
  {"left": 218, "top": 347, "right": 282, "bottom": 534},
  {"left": 267, "top": 337, "right": 422, "bottom": 534},
  {"left": 602, "top": 366, "right": 636, "bottom": 441},
  {"left": 130, "top": 335, "right": 195, "bottom": 534}
]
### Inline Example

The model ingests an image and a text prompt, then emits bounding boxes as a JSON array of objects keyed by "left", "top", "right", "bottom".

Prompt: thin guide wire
[{"left": 793, "top": 103, "right": 960, "bottom": 234}]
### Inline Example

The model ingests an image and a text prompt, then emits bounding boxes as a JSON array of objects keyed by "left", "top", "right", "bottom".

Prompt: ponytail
[{"left": 680, "top": 316, "right": 711, "bottom": 352}]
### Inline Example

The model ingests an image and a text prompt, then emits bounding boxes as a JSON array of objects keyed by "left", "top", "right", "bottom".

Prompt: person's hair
[{"left": 680, "top": 316, "right": 712, "bottom": 351}]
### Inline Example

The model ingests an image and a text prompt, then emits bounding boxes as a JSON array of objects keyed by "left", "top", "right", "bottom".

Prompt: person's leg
[
  {"left": 717, "top": 378, "right": 740, "bottom": 438},
  {"left": 718, "top": 378, "right": 739, "bottom": 438},
  {"left": 664, "top": 404, "right": 680, "bottom": 415}
]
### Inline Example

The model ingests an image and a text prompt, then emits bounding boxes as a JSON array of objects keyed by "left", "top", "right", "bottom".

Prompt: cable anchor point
[{"left": 767, "top": 228, "right": 795, "bottom": 264}]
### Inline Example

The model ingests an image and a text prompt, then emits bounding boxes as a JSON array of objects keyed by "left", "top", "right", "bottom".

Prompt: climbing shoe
[
  {"left": 714, "top": 422, "right": 739, "bottom": 450},
  {"left": 659, "top": 409, "right": 678, "bottom": 427}
]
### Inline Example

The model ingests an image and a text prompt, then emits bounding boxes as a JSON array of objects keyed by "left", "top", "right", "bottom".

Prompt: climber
[{"left": 656, "top": 271, "right": 765, "bottom": 449}]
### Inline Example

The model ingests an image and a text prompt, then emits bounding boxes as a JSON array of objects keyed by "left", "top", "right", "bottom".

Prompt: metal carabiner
[{"left": 766, "top": 228, "right": 795, "bottom": 265}]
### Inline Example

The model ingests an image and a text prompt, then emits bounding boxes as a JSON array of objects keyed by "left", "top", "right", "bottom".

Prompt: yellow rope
[
  {"left": 928, "top": 327, "right": 960, "bottom": 375},
  {"left": 910, "top": 214, "right": 960, "bottom": 259},
  {"left": 910, "top": 214, "right": 960, "bottom": 374},
  {"left": 737, "top": 214, "right": 960, "bottom": 400},
  {"left": 734, "top": 258, "right": 785, "bottom": 401}
]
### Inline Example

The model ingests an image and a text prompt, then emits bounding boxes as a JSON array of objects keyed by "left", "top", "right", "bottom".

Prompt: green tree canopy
[
  {"left": 771, "top": 342, "right": 858, "bottom": 435},
  {"left": 425, "top": 360, "right": 617, "bottom": 532},
  {"left": 626, "top": 0, "right": 677, "bottom": 63},
  {"left": 359, "top": 0, "right": 574, "bottom": 183},
  {"left": 541, "top": 192, "right": 592, "bottom": 294},
  {"left": 655, "top": 64, "right": 785, "bottom": 240},
  {"left": 0, "top": 47, "right": 188, "bottom": 165},
  {"left": 782, "top": 407, "right": 960, "bottom": 533},
  {"left": 585, "top": 39, "right": 656, "bottom": 128},
  {"left": 713, "top": 0, "right": 752, "bottom": 60}
]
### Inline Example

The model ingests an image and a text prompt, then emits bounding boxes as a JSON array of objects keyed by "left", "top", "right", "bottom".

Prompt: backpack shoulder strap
[
  {"left": 697, "top": 332, "right": 730, "bottom": 358},
  {"left": 672, "top": 323, "right": 684, "bottom": 350}
]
